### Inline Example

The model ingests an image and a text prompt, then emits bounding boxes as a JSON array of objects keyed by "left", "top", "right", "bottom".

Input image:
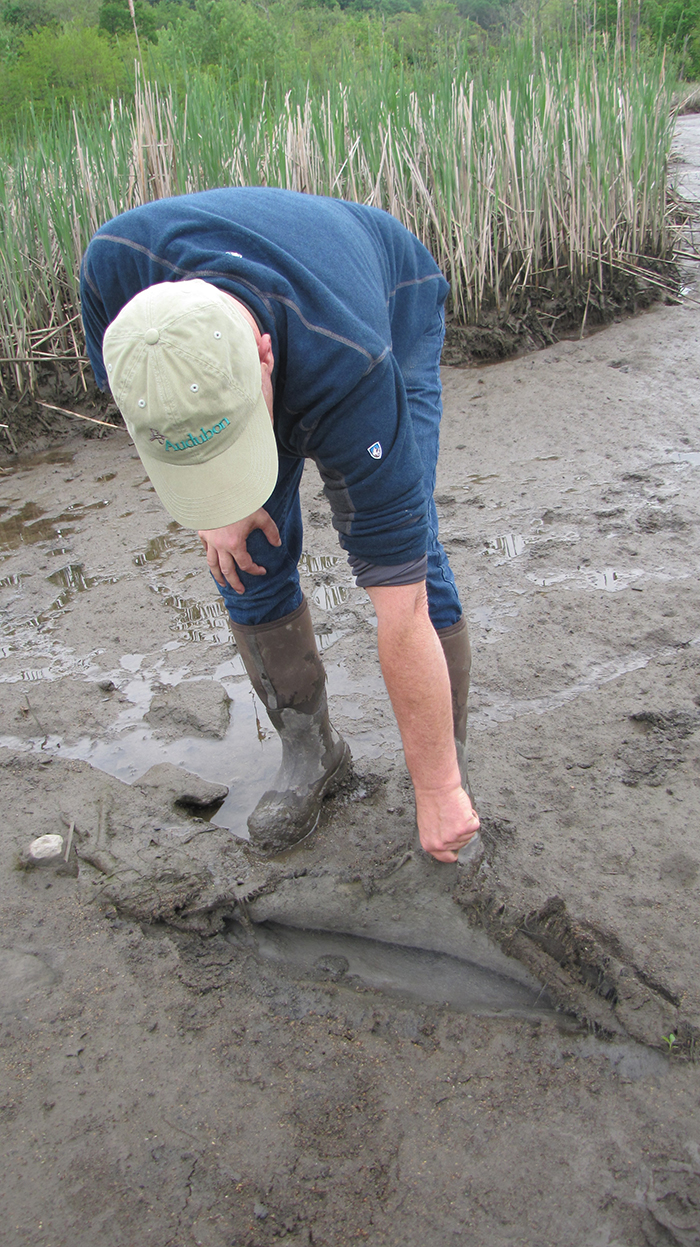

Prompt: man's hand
[
  {"left": 198, "top": 509, "right": 281, "bottom": 593},
  {"left": 414, "top": 782, "right": 480, "bottom": 863}
]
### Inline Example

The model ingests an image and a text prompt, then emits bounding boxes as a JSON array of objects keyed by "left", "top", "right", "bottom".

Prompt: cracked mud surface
[{"left": 2, "top": 117, "right": 700, "bottom": 1247}]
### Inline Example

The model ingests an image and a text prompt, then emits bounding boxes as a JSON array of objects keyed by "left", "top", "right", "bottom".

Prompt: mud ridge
[{"left": 457, "top": 862, "right": 698, "bottom": 1055}]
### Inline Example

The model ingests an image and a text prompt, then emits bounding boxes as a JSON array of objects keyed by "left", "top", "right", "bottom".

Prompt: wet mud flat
[
  {"left": 2, "top": 319, "right": 700, "bottom": 1246},
  {"left": 1, "top": 128, "right": 700, "bottom": 1247}
]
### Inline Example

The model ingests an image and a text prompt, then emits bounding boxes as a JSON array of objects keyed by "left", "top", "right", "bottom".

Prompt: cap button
[{"left": 144, "top": 328, "right": 160, "bottom": 345}]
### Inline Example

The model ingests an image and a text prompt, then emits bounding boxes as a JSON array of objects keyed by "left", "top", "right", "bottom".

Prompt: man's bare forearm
[{"left": 367, "top": 582, "right": 479, "bottom": 862}]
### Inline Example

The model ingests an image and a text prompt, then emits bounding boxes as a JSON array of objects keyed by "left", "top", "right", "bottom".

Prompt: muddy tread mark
[
  {"left": 631, "top": 967, "right": 682, "bottom": 1009},
  {"left": 456, "top": 881, "right": 699, "bottom": 1052}
]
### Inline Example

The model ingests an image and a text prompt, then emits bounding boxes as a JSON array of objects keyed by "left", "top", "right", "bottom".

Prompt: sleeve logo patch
[{"left": 367, "top": 442, "right": 383, "bottom": 460}]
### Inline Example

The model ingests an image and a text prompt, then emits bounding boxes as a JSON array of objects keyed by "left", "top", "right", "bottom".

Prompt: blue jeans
[{"left": 217, "top": 306, "right": 463, "bottom": 631}]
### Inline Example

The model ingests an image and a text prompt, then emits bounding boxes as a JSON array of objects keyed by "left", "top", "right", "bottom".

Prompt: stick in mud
[{"left": 36, "top": 401, "right": 120, "bottom": 430}]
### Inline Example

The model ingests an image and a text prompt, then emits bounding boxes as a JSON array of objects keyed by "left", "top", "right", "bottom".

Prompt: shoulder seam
[{"left": 88, "top": 233, "right": 387, "bottom": 366}]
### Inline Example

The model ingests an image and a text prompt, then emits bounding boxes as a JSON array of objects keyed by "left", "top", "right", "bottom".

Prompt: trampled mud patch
[
  {"left": 1, "top": 750, "right": 553, "bottom": 1019},
  {"left": 1, "top": 742, "right": 691, "bottom": 1052}
]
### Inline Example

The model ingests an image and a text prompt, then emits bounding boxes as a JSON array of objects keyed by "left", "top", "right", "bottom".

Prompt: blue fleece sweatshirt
[{"left": 80, "top": 188, "right": 449, "bottom": 566}]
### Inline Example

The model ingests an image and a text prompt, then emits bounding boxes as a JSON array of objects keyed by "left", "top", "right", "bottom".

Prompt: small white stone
[{"left": 28, "top": 834, "right": 64, "bottom": 861}]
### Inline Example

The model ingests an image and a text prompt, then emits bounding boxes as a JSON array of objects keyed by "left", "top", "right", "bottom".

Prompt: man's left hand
[
  {"left": 198, "top": 509, "right": 281, "bottom": 593},
  {"left": 414, "top": 782, "right": 480, "bottom": 863}
]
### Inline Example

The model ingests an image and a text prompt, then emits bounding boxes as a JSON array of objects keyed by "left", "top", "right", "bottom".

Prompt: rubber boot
[
  {"left": 436, "top": 614, "right": 472, "bottom": 793},
  {"left": 230, "top": 598, "right": 350, "bottom": 855},
  {"left": 437, "top": 615, "right": 483, "bottom": 872}
]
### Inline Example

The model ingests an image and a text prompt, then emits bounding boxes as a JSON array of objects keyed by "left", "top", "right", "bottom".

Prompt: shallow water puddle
[
  {"left": 299, "top": 549, "right": 353, "bottom": 612},
  {"left": 0, "top": 449, "right": 76, "bottom": 476},
  {"left": 228, "top": 922, "right": 554, "bottom": 1018},
  {"left": 488, "top": 532, "right": 526, "bottom": 559},
  {"left": 0, "top": 563, "right": 120, "bottom": 654},
  {"left": 587, "top": 568, "right": 640, "bottom": 591},
  {"left": 298, "top": 553, "right": 341, "bottom": 574},
  {"left": 0, "top": 686, "right": 281, "bottom": 839},
  {"left": 526, "top": 565, "right": 645, "bottom": 591},
  {"left": 0, "top": 634, "right": 392, "bottom": 834},
  {"left": 133, "top": 524, "right": 202, "bottom": 567},
  {"left": 312, "top": 583, "right": 349, "bottom": 610},
  {"left": 47, "top": 562, "right": 121, "bottom": 610},
  {"left": 668, "top": 450, "right": 700, "bottom": 467},
  {"left": 0, "top": 499, "right": 110, "bottom": 557},
  {"left": 0, "top": 650, "right": 101, "bottom": 684},
  {"left": 483, "top": 527, "right": 580, "bottom": 567},
  {"left": 0, "top": 502, "right": 75, "bottom": 553},
  {"left": 154, "top": 589, "right": 232, "bottom": 644}
]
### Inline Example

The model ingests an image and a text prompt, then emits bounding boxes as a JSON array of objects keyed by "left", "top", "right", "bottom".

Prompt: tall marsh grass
[{"left": 0, "top": 47, "right": 678, "bottom": 395}]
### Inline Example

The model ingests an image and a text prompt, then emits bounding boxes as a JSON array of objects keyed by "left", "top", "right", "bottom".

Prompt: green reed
[{"left": 0, "top": 42, "right": 678, "bottom": 394}]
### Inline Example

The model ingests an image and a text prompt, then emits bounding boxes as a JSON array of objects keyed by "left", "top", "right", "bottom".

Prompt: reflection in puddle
[
  {"left": 317, "top": 628, "right": 346, "bottom": 652},
  {"left": 232, "top": 923, "right": 553, "bottom": 1017},
  {"left": 156, "top": 592, "right": 231, "bottom": 644},
  {"left": 488, "top": 533, "right": 526, "bottom": 559},
  {"left": 588, "top": 568, "right": 629, "bottom": 591},
  {"left": 526, "top": 566, "right": 644, "bottom": 592},
  {"left": 668, "top": 450, "right": 700, "bottom": 467},
  {"left": 133, "top": 525, "right": 193, "bottom": 566},
  {"left": 299, "top": 552, "right": 341, "bottom": 574},
  {"left": 312, "top": 583, "right": 349, "bottom": 611},
  {"left": 0, "top": 500, "right": 109, "bottom": 556},
  {"left": 1, "top": 564, "right": 119, "bottom": 653},
  {"left": 0, "top": 650, "right": 101, "bottom": 684},
  {"left": 0, "top": 503, "right": 73, "bottom": 552},
  {"left": 134, "top": 536, "right": 178, "bottom": 566},
  {"left": 298, "top": 551, "right": 351, "bottom": 613},
  {"left": 47, "top": 564, "right": 96, "bottom": 592},
  {"left": 46, "top": 564, "right": 119, "bottom": 611}
]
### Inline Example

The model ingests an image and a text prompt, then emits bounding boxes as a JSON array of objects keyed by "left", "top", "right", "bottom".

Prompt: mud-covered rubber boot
[
  {"left": 436, "top": 614, "right": 472, "bottom": 796},
  {"left": 230, "top": 599, "right": 350, "bottom": 855}
]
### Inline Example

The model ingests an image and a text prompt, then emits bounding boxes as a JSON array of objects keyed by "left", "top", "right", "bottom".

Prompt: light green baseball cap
[{"left": 103, "top": 279, "right": 278, "bottom": 529}]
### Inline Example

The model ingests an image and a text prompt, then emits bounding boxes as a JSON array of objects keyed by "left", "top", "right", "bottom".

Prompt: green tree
[
  {"left": 154, "top": 0, "right": 273, "bottom": 69},
  {"left": 98, "top": 0, "right": 158, "bottom": 41},
  {"left": 0, "top": 20, "right": 132, "bottom": 120}
]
